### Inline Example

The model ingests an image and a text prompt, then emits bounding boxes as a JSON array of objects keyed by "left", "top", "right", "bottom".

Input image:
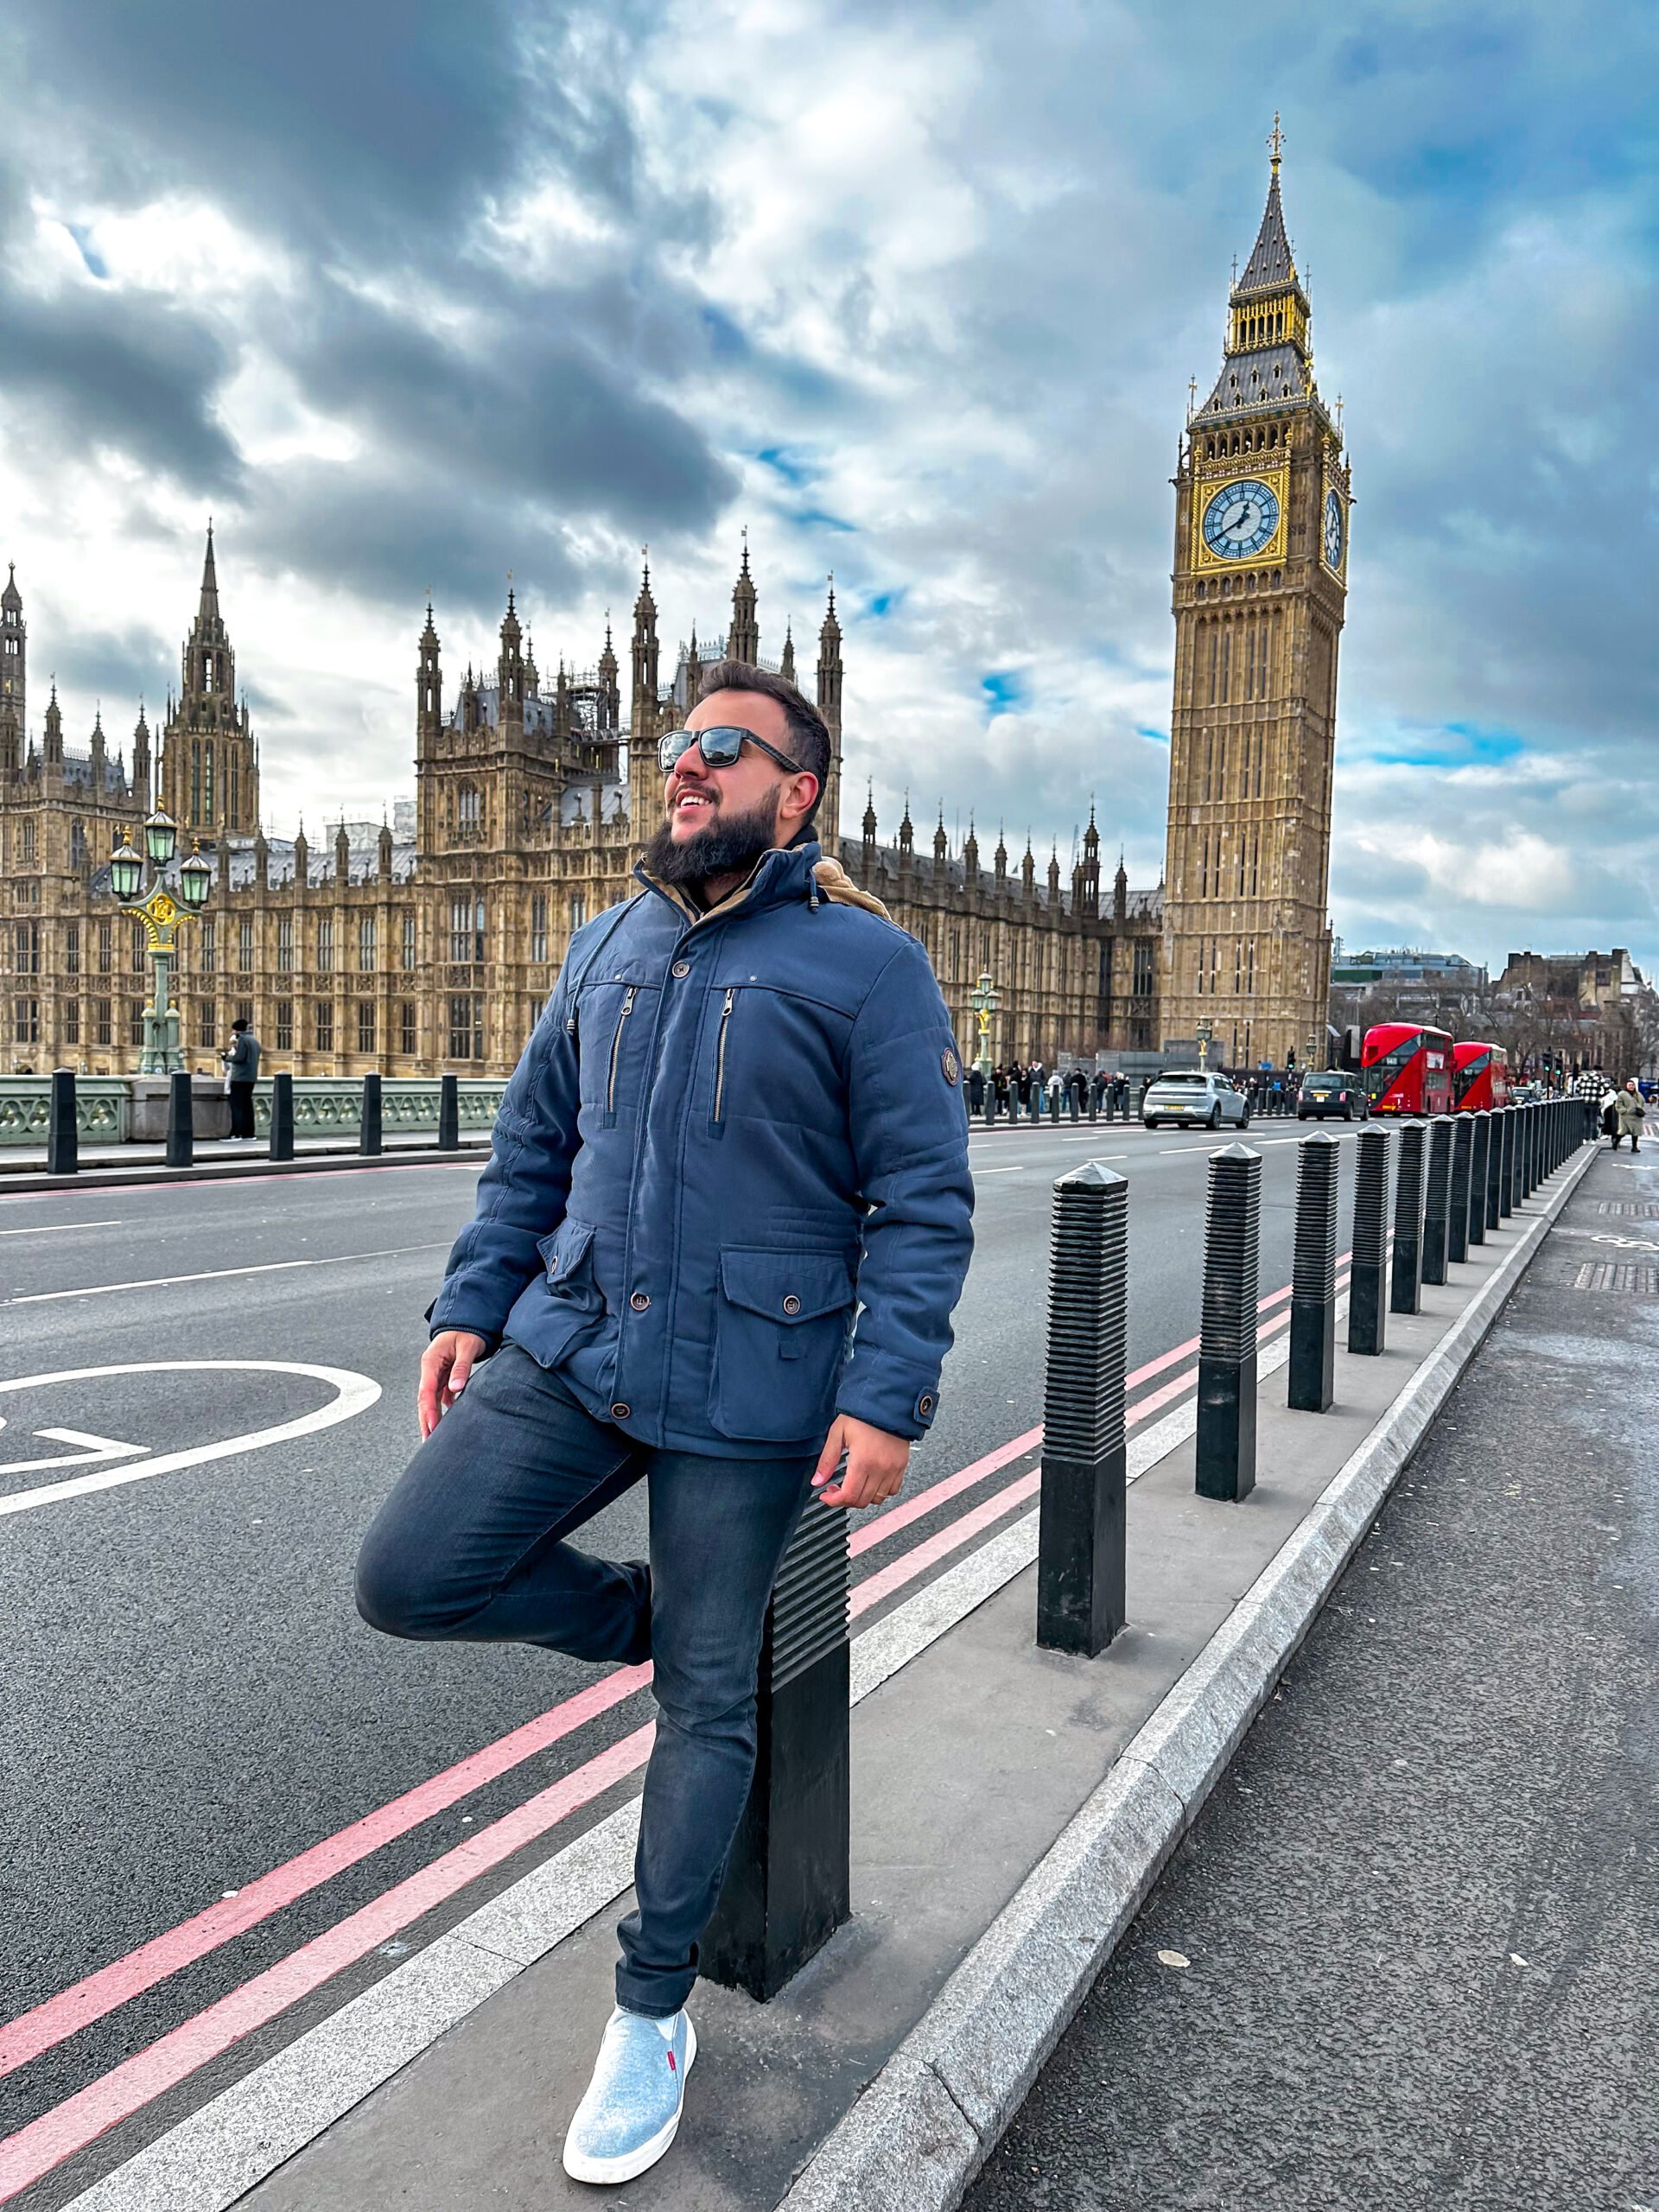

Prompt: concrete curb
[
  {"left": 0, "top": 1143, "right": 489, "bottom": 1196},
  {"left": 776, "top": 1140, "right": 1599, "bottom": 2212}
]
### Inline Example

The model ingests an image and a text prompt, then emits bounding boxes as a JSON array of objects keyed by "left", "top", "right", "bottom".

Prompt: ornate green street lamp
[
  {"left": 108, "top": 810, "right": 213, "bottom": 1074},
  {"left": 969, "top": 969, "right": 1000, "bottom": 1080}
]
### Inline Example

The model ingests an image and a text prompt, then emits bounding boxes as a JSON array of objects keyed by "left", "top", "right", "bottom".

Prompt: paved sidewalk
[{"left": 967, "top": 1142, "right": 1659, "bottom": 2212}]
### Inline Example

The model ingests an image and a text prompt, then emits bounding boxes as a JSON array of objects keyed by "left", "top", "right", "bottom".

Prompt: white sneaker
[{"left": 562, "top": 2005, "right": 696, "bottom": 2184}]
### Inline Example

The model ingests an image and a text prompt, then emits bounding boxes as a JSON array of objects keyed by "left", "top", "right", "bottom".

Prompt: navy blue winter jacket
[{"left": 429, "top": 841, "right": 975, "bottom": 1458}]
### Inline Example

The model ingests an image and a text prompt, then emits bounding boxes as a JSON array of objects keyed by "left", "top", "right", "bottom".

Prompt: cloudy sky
[{"left": 1, "top": 1, "right": 1654, "bottom": 973}]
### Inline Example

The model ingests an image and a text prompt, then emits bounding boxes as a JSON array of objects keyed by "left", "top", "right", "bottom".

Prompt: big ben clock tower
[{"left": 1160, "top": 123, "right": 1351, "bottom": 1071}]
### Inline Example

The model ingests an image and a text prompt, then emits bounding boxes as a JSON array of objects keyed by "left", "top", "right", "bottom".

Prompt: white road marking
[
  {"left": 0, "top": 1220, "right": 122, "bottom": 1239},
  {"left": 0, "top": 1361, "right": 382, "bottom": 1516},
  {"left": 973, "top": 1166, "right": 1026, "bottom": 1176},
  {"left": 0, "top": 1428, "right": 146, "bottom": 1477},
  {"left": 3, "top": 1244, "right": 444, "bottom": 1306}
]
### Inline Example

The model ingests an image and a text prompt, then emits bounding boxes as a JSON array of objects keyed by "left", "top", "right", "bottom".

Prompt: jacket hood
[{"left": 810, "top": 853, "right": 892, "bottom": 921}]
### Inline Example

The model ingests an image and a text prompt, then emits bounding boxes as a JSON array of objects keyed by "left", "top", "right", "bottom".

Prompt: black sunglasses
[{"left": 658, "top": 725, "right": 806, "bottom": 778}]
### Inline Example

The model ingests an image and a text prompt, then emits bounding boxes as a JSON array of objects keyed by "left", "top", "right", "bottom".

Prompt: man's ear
[{"left": 781, "top": 771, "right": 820, "bottom": 832}]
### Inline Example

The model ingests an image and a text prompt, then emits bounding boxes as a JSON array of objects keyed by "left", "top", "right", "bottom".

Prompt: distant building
[
  {"left": 1330, "top": 946, "right": 1490, "bottom": 1012},
  {"left": 1494, "top": 947, "right": 1643, "bottom": 1016}
]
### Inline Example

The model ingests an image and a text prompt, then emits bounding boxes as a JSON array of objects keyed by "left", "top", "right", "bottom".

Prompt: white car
[{"left": 1142, "top": 1070, "right": 1252, "bottom": 1132}]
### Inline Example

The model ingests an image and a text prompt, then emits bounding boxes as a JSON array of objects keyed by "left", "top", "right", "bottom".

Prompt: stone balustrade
[{"left": 0, "top": 1075, "right": 505, "bottom": 1147}]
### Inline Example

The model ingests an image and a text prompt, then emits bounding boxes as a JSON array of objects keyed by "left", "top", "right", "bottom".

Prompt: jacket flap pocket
[
  {"left": 536, "top": 1217, "right": 596, "bottom": 1281},
  {"left": 719, "top": 1248, "right": 855, "bottom": 1324}
]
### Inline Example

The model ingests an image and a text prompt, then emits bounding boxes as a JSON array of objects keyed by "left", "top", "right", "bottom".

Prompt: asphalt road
[
  {"left": 0, "top": 1108, "right": 1374, "bottom": 2182},
  {"left": 967, "top": 1142, "right": 1659, "bottom": 2212}
]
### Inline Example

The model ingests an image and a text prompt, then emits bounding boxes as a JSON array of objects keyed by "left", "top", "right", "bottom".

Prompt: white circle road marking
[{"left": 0, "top": 1361, "right": 383, "bottom": 1518}]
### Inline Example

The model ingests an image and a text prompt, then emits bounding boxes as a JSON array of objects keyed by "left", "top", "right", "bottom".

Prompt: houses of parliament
[{"left": 0, "top": 147, "right": 1349, "bottom": 1083}]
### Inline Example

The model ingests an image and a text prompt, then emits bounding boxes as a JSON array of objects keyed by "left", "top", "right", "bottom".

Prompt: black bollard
[
  {"left": 1449, "top": 1116, "right": 1473, "bottom": 1265},
  {"left": 1390, "top": 1121, "right": 1426, "bottom": 1314},
  {"left": 1421, "top": 1117, "right": 1452, "bottom": 1287},
  {"left": 1195, "top": 1143, "right": 1261, "bottom": 1502},
  {"left": 437, "top": 1071, "right": 460, "bottom": 1152},
  {"left": 702, "top": 1495, "right": 849, "bottom": 1999},
  {"left": 982, "top": 1084, "right": 996, "bottom": 1130},
  {"left": 165, "top": 1069, "right": 194, "bottom": 1169},
  {"left": 1028, "top": 1084, "right": 1041, "bottom": 1126},
  {"left": 1288, "top": 1132, "right": 1340, "bottom": 1413},
  {"left": 1088, "top": 1085, "right": 1098, "bottom": 1125},
  {"left": 1497, "top": 1108, "right": 1516, "bottom": 1218},
  {"left": 1348, "top": 1124, "right": 1389, "bottom": 1356},
  {"left": 47, "top": 1069, "right": 78, "bottom": 1176},
  {"left": 1068, "top": 1084, "right": 1080, "bottom": 1125},
  {"left": 270, "top": 1071, "right": 295, "bottom": 1162},
  {"left": 1036, "top": 1163, "right": 1129, "bottom": 1655},
  {"left": 360, "top": 1071, "right": 383, "bottom": 1157},
  {"left": 1467, "top": 1113, "right": 1488, "bottom": 1247},
  {"left": 1485, "top": 1106, "right": 1504, "bottom": 1230}
]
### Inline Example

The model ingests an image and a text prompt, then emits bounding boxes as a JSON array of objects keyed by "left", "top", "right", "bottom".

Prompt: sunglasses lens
[
  {"left": 698, "top": 728, "right": 745, "bottom": 766},
  {"left": 658, "top": 729, "right": 693, "bottom": 771}
]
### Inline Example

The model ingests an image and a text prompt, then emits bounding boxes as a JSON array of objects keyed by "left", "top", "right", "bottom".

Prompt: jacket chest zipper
[
  {"left": 713, "top": 988, "right": 735, "bottom": 1122},
  {"left": 607, "top": 987, "right": 637, "bottom": 1113}
]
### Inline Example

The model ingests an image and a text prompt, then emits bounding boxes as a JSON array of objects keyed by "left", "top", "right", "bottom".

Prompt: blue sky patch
[
  {"left": 66, "top": 222, "right": 108, "bottom": 279},
  {"left": 868, "top": 588, "right": 906, "bottom": 619},
  {"left": 982, "top": 670, "right": 1027, "bottom": 718}
]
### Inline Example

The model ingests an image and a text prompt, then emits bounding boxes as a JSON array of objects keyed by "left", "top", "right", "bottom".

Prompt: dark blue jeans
[{"left": 354, "top": 1342, "right": 815, "bottom": 2016}]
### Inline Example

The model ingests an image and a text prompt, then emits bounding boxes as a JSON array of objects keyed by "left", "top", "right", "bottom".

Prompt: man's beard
[{"left": 643, "top": 787, "right": 782, "bottom": 894}]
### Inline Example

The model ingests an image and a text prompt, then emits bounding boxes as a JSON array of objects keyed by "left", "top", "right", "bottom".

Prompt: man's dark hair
[
  {"left": 696, "top": 659, "right": 832, "bottom": 826},
  {"left": 231, "top": 1017, "right": 249, "bottom": 1032}
]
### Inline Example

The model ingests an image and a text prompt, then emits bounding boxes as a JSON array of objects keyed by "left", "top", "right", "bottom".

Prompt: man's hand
[
  {"left": 812, "top": 1414, "right": 912, "bottom": 1510},
  {"left": 418, "top": 1330, "right": 489, "bottom": 1439}
]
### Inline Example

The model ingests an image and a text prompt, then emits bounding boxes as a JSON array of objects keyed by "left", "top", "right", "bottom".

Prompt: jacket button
[
  {"left": 671, "top": 960, "right": 690, "bottom": 978},
  {"left": 782, "top": 1294, "right": 802, "bottom": 1316},
  {"left": 629, "top": 1292, "right": 651, "bottom": 1312},
  {"left": 547, "top": 1257, "right": 558, "bottom": 1276},
  {"left": 611, "top": 1402, "right": 632, "bottom": 1420},
  {"left": 918, "top": 1393, "right": 934, "bottom": 1415}
]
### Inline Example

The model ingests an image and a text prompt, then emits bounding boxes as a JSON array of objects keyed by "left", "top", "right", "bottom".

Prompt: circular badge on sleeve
[{"left": 942, "top": 1049, "right": 960, "bottom": 1086}]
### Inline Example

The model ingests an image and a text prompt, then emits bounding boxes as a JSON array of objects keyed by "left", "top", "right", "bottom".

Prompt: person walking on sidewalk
[
  {"left": 1612, "top": 1077, "right": 1646, "bottom": 1152},
  {"left": 354, "top": 658, "right": 975, "bottom": 2188},
  {"left": 221, "top": 1017, "right": 260, "bottom": 1139}
]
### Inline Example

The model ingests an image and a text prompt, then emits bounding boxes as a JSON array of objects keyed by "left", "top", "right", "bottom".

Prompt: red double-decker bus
[
  {"left": 1361, "top": 1023, "right": 1453, "bottom": 1116},
  {"left": 1452, "top": 1040, "right": 1510, "bottom": 1112}
]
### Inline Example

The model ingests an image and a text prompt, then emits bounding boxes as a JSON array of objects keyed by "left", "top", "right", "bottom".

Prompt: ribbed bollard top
[
  {"left": 1395, "top": 1120, "right": 1427, "bottom": 1203},
  {"left": 766, "top": 1497, "right": 849, "bottom": 1695},
  {"left": 1352, "top": 1125, "right": 1389, "bottom": 1266},
  {"left": 1293, "top": 1131, "right": 1341, "bottom": 1300},
  {"left": 1425, "top": 1116, "right": 1452, "bottom": 1217},
  {"left": 1043, "top": 1162, "right": 1128, "bottom": 1463},
  {"left": 1201, "top": 1143, "right": 1262, "bottom": 1364}
]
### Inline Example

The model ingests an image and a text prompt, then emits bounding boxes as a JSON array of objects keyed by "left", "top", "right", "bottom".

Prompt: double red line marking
[{"left": 0, "top": 1268, "right": 1345, "bottom": 2198}]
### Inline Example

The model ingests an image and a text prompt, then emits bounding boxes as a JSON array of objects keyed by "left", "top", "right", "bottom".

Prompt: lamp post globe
[
  {"left": 144, "top": 809, "right": 178, "bottom": 868},
  {"left": 109, "top": 836, "right": 143, "bottom": 903},
  {"left": 178, "top": 847, "right": 213, "bottom": 912}
]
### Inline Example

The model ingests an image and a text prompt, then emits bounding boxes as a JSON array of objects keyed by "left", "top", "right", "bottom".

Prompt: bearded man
[{"left": 355, "top": 658, "right": 974, "bottom": 2184}]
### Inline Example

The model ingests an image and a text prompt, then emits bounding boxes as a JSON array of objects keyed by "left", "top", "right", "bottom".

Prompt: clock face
[
  {"left": 1323, "top": 487, "right": 1345, "bottom": 570},
  {"left": 1202, "top": 477, "right": 1281, "bottom": 560}
]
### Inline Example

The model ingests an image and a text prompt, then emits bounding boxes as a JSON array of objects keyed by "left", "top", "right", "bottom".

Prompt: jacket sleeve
[
  {"left": 426, "top": 963, "right": 585, "bottom": 1349},
  {"left": 835, "top": 934, "right": 975, "bottom": 1439}
]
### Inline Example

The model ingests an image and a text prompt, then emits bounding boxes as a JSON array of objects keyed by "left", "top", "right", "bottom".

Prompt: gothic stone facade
[{"left": 0, "top": 537, "right": 1160, "bottom": 1080}]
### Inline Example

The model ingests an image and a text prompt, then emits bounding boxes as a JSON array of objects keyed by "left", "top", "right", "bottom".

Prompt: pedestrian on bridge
[
  {"left": 220, "top": 1017, "right": 261, "bottom": 1139},
  {"left": 354, "top": 658, "right": 974, "bottom": 2188},
  {"left": 1612, "top": 1077, "right": 1646, "bottom": 1152}
]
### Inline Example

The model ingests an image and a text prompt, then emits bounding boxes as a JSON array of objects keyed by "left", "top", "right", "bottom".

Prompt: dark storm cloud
[
  {"left": 49, "top": 627, "right": 175, "bottom": 726},
  {"left": 14, "top": 2, "right": 537, "bottom": 251},
  {"left": 0, "top": 276, "right": 240, "bottom": 492},
  {"left": 252, "top": 459, "right": 586, "bottom": 622}
]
